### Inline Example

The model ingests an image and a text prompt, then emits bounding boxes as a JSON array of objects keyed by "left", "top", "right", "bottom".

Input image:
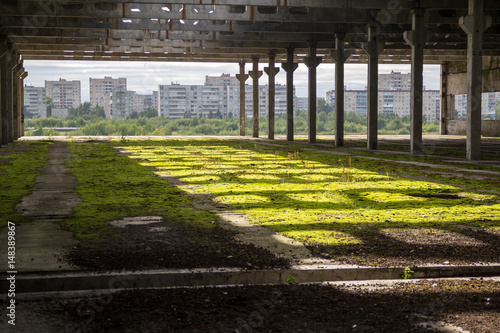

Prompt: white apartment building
[
  {"left": 90, "top": 77, "right": 126, "bottom": 117},
  {"left": 143, "top": 91, "right": 158, "bottom": 113},
  {"left": 329, "top": 89, "right": 440, "bottom": 121},
  {"left": 243, "top": 84, "right": 289, "bottom": 117},
  {"left": 158, "top": 84, "right": 225, "bottom": 119},
  {"left": 158, "top": 74, "right": 296, "bottom": 119},
  {"left": 23, "top": 85, "right": 46, "bottom": 117},
  {"left": 455, "top": 92, "right": 499, "bottom": 120},
  {"left": 45, "top": 79, "right": 81, "bottom": 112},
  {"left": 89, "top": 76, "right": 127, "bottom": 107},
  {"left": 327, "top": 71, "right": 441, "bottom": 121},
  {"left": 108, "top": 88, "right": 157, "bottom": 118}
]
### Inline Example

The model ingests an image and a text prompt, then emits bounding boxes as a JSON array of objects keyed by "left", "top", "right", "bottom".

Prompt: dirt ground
[
  {"left": 5, "top": 136, "right": 500, "bottom": 332},
  {"left": 311, "top": 226, "right": 500, "bottom": 267},
  {"left": 67, "top": 218, "right": 290, "bottom": 271},
  {"left": 2, "top": 278, "right": 499, "bottom": 332}
]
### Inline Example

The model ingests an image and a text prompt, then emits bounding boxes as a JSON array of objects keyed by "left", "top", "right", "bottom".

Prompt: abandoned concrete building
[{"left": 1, "top": 0, "right": 500, "bottom": 160}]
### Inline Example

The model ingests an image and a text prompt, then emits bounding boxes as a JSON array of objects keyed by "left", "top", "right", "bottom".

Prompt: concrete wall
[
  {"left": 446, "top": 120, "right": 500, "bottom": 137},
  {"left": 446, "top": 57, "right": 500, "bottom": 95}
]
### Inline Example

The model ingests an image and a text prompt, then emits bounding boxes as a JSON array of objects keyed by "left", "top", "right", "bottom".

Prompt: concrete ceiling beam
[{"left": 6, "top": 0, "right": 500, "bottom": 10}]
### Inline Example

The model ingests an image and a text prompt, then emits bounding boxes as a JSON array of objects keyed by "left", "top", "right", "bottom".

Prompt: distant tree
[
  {"left": 46, "top": 96, "right": 54, "bottom": 117},
  {"left": 69, "top": 102, "right": 90, "bottom": 117},
  {"left": 317, "top": 98, "right": 333, "bottom": 114},
  {"left": 91, "top": 105, "right": 106, "bottom": 118},
  {"left": 143, "top": 107, "right": 158, "bottom": 118},
  {"left": 129, "top": 111, "right": 139, "bottom": 119},
  {"left": 215, "top": 110, "right": 223, "bottom": 119},
  {"left": 24, "top": 110, "right": 37, "bottom": 119},
  {"left": 227, "top": 112, "right": 233, "bottom": 119},
  {"left": 69, "top": 102, "right": 105, "bottom": 118}
]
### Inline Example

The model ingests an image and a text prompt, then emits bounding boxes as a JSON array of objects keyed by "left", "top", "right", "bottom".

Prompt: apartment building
[
  {"left": 23, "top": 85, "right": 46, "bottom": 117},
  {"left": 89, "top": 76, "right": 127, "bottom": 107},
  {"left": 158, "top": 83, "right": 226, "bottom": 119},
  {"left": 327, "top": 71, "right": 441, "bottom": 121},
  {"left": 45, "top": 79, "right": 81, "bottom": 111},
  {"left": 90, "top": 77, "right": 126, "bottom": 117},
  {"left": 108, "top": 88, "right": 157, "bottom": 118},
  {"left": 454, "top": 92, "right": 499, "bottom": 120}
]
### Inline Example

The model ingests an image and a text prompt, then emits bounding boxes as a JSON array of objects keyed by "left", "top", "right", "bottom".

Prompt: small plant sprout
[
  {"left": 402, "top": 266, "right": 414, "bottom": 279},
  {"left": 285, "top": 274, "right": 297, "bottom": 284}
]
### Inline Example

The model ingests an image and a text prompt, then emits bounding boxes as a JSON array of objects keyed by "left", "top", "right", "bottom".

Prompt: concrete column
[
  {"left": 459, "top": 0, "right": 492, "bottom": 160},
  {"left": 236, "top": 61, "right": 249, "bottom": 136},
  {"left": 440, "top": 62, "right": 448, "bottom": 135},
  {"left": 20, "top": 71, "right": 28, "bottom": 137},
  {"left": 1, "top": 51, "right": 15, "bottom": 144},
  {"left": 248, "top": 56, "right": 262, "bottom": 138},
  {"left": 404, "top": 9, "right": 428, "bottom": 155},
  {"left": 304, "top": 43, "right": 322, "bottom": 143},
  {"left": 362, "top": 26, "right": 385, "bottom": 150},
  {"left": 264, "top": 53, "right": 280, "bottom": 140},
  {"left": 12, "top": 62, "right": 23, "bottom": 140},
  {"left": 331, "top": 34, "right": 351, "bottom": 147},
  {"left": 282, "top": 48, "right": 298, "bottom": 142}
]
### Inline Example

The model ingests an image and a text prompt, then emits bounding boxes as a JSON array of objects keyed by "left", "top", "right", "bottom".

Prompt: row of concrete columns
[
  {"left": 235, "top": 0, "right": 487, "bottom": 161},
  {"left": 0, "top": 42, "right": 27, "bottom": 147}
]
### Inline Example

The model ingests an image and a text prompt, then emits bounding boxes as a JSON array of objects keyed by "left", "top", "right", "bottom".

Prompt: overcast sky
[{"left": 23, "top": 60, "right": 441, "bottom": 103}]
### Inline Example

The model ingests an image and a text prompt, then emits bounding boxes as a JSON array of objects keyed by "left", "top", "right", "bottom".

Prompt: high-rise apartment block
[
  {"left": 158, "top": 84, "right": 225, "bottom": 119},
  {"left": 108, "top": 88, "right": 158, "bottom": 118},
  {"left": 326, "top": 71, "right": 441, "bottom": 122},
  {"left": 45, "top": 78, "right": 81, "bottom": 111},
  {"left": 454, "top": 92, "right": 499, "bottom": 120},
  {"left": 90, "top": 77, "right": 127, "bottom": 108},
  {"left": 159, "top": 74, "right": 296, "bottom": 119},
  {"left": 24, "top": 85, "right": 47, "bottom": 117}
]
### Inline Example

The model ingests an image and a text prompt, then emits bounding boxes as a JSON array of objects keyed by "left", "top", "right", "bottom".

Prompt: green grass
[
  {"left": 63, "top": 141, "right": 218, "bottom": 240},
  {"left": 117, "top": 138, "right": 500, "bottom": 247},
  {"left": 0, "top": 141, "right": 51, "bottom": 227}
]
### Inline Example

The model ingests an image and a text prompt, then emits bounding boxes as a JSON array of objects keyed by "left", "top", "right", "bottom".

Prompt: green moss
[
  {"left": 117, "top": 139, "right": 500, "bottom": 247},
  {"left": 0, "top": 141, "right": 51, "bottom": 227},
  {"left": 63, "top": 141, "right": 218, "bottom": 240}
]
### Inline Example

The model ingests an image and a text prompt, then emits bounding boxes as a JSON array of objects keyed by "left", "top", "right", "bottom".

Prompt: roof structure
[
  {"left": 1, "top": 0, "right": 499, "bottom": 161},
  {"left": 1, "top": 0, "right": 500, "bottom": 64}
]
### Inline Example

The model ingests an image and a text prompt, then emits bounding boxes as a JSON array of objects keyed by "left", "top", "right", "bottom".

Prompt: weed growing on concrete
[
  {"left": 285, "top": 274, "right": 297, "bottom": 284},
  {"left": 402, "top": 267, "right": 414, "bottom": 279},
  {"left": 116, "top": 139, "right": 500, "bottom": 254},
  {"left": 0, "top": 141, "right": 51, "bottom": 227},
  {"left": 63, "top": 141, "right": 217, "bottom": 240}
]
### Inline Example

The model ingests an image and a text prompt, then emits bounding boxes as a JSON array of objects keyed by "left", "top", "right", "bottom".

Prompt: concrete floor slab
[
  {"left": 0, "top": 221, "right": 78, "bottom": 272},
  {"left": 0, "top": 141, "right": 82, "bottom": 273}
]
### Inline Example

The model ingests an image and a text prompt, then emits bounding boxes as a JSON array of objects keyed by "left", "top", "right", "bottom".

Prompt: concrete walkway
[{"left": 0, "top": 141, "right": 81, "bottom": 272}]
